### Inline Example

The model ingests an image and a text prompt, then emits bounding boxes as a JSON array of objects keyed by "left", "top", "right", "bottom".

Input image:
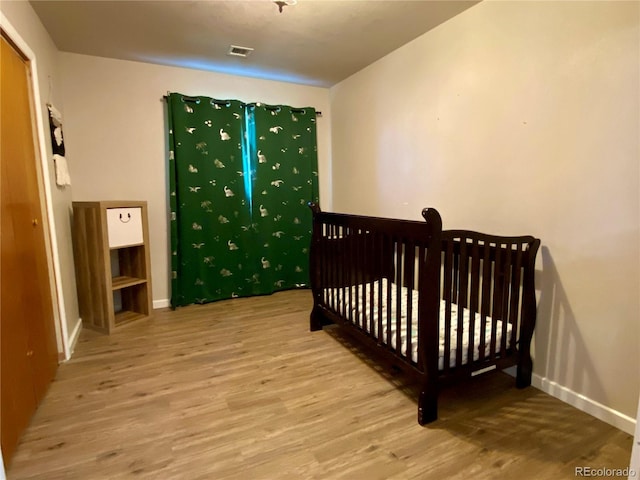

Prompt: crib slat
[
  {"left": 442, "top": 239, "right": 453, "bottom": 373},
  {"left": 364, "top": 231, "right": 370, "bottom": 333},
  {"left": 318, "top": 222, "right": 325, "bottom": 305},
  {"left": 369, "top": 231, "right": 382, "bottom": 339},
  {"left": 377, "top": 233, "right": 385, "bottom": 345},
  {"left": 327, "top": 223, "right": 332, "bottom": 309},
  {"left": 327, "top": 223, "right": 333, "bottom": 311},
  {"left": 362, "top": 230, "right": 369, "bottom": 332},
  {"left": 395, "top": 239, "right": 402, "bottom": 354},
  {"left": 479, "top": 241, "right": 492, "bottom": 363},
  {"left": 322, "top": 223, "right": 331, "bottom": 304},
  {"left": 374, "top": 231, "right": 381, "bottom": 337},
  {"left": 405, "top": 241, "right": 416, "bottom": 363},
  {"left": 345, "top": 226, "right": 351, "bottom": 322},
  {"left": 468, "top": 238, "right": 481, "bottom": 369},
  {"left": 340, "top": 226, "right": 347, "bottom": 319},
  {"left": 324, "top": 222, "right": 329, "bottom": 308},
  {"left": 453, "top": 238, "right": 467, "bottom": 367},
  {"left": 458, "top": 239, "right": 469, "bottom": 309},
  {"left": 344, "top": 227, "right": 353, "bottom": 323},
  {"left": 334, "top": 224, "right": 340, "bottom": 314},
  {"left": 452, "top": 247, "right": 459, "bottom": 305},
  {"left": 355, "top": 228, "right": 360, "bottom": 325},
  {"left": 500, "top": 243, "right": 513, "bottom": 357},
  {"left": 353, "top": 228, "right": 360, "bottom": 328},
  {"left": 354, "top": 228, "right": 360, "bottom": 328},
  {"left": 348, "top": 228, "right": 355, "bottom": 325},
  {"left": 386, "top": 235, "right": 393, "bottom": 347},
  {"left": 416, "top": 244, "right": 427, "bottom": 368},
  {"left": 336, "top": 225, "right": 340, "bottom": 306},
  {"left": 344, "top": 226, "right": 349, "bottom": 320},
  {"left": 332, "top": 224, "right": 339, "bottom": 315},
  {"left": 509, "top": 245, "right": 524, "bottom": 350},
  {"left": 489, "top": 243, "right": 503, "bottom": 359},
  {"left": 357, "top": 229, "right": 364, "bottom": 330},
  {"left": 324, "top": 223, "right": 330, "bottom": 306}
]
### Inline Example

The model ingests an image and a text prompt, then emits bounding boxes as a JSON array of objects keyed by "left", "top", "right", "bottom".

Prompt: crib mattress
[{"left": 324, "top": 279, "right": 511, "bottom": 370}]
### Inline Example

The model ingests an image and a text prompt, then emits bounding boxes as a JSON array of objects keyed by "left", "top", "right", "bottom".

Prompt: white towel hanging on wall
[
  {"left": 47, "top": 104, "right": 71, "bottom": 187},
  {"left": 53, "top": 154, "right": 71, "bottom": 186}
]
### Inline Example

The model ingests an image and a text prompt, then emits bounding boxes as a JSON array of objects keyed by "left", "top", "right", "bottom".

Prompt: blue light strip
[{"left": 242, "top": 107, "right": 256, "bottom": 214}]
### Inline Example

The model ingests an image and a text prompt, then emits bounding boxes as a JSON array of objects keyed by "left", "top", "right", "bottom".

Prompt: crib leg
[
  {"left": 310, "top": 306, "right": 324, "bottom": 332},
  {"left": 418, "top": 389, "right": 438, "bottom": 425},
  {"left": 516, "top": 354, "right": 533, "bottom": 388}
]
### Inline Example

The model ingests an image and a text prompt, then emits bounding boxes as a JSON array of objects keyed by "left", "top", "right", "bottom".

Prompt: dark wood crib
[{"left": 307, "top": 203, "right": 540, "bottom": 425}]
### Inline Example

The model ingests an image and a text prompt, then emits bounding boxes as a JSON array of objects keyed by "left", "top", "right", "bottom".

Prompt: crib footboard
[{"left": 438, "top": 231, "right": 540, "bottom": 388}]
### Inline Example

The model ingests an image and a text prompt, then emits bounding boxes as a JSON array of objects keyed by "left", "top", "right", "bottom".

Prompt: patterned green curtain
[
  {"left": 167, "top": 94, "right": 319, "bottom": 307},
  {"left": 248, "top": 103, "right": 319, "bottom": 292},
  {"left": 168, "top": 94, "right": 254, "bottom": 306}
]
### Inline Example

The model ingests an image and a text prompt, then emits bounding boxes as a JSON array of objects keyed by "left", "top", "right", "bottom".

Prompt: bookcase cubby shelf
[{"left": 72, "top": 201, "right": 153, "bottom": 334}]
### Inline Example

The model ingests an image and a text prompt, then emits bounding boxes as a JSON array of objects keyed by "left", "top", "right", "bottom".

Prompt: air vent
[{"left": 228, "top": 45, "right": 254, "bottom": 57}]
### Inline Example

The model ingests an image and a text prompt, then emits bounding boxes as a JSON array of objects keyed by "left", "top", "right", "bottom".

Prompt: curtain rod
[{"left": 162, "top": 94, "right": 322, "bottom": 116}]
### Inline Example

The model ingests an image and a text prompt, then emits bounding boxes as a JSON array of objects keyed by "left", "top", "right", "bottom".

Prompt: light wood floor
[{"left": 7, "top": 290, "right": 632, "bottom": 479}]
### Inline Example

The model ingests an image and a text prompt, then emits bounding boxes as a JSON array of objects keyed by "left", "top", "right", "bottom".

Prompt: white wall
[
  {"left": 0, "top": 0, "right": 81, "bottom": 356},
  {"left": 330, "top": 1, "right": 639, "bottom": 430},
  {"left": 59, "top": 53, "right": 331, "bottom": 307}
]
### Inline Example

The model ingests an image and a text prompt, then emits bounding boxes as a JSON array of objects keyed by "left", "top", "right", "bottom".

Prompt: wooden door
[{"left": 1, "top": 35, "right": 59, "bottom": 466}]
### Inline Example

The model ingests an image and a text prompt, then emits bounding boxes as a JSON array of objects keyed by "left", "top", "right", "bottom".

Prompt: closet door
[{"left": 1, "top": 35, "right": 59, "bottom": 466}]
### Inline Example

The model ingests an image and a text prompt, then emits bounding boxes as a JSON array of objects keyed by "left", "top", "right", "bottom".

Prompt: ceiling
[{"left": 30, "top": 0, "right": 479, "bottom": 88}]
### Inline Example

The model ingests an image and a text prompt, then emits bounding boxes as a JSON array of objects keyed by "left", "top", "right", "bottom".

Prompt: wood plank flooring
[{"left": 7, "top": 290, "right": 633, "bottom": 479}]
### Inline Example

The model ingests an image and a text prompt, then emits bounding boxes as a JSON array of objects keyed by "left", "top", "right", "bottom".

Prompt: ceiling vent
[{"left": 227, "top": 45, "right": 254, "bottom": 58}]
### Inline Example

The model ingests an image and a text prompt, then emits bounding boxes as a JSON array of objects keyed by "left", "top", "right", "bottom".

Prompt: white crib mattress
[{"left": 324, "top": 279, "right": 511, "bottom": 370}]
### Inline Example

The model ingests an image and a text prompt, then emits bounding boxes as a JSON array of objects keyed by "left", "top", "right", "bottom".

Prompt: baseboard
[
  {"left": 153, "top": 299, "right": 171, "bottom": 309},
  {"left": 533, "top": 374, "right": 636, "bottom": 435},
  {"left": 63, "top": 317, "right": 83, "bottom": 361}
]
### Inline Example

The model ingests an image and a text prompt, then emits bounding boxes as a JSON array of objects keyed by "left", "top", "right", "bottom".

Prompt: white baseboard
[
  {"left": 153, "top": 299, "right": 171, "bottom": 309},
  {"left": 533, "top": 374, "right": 636, "bottom": 435},
  {"left": 63, "top": 317, "right": 83, "bottom": 361}
]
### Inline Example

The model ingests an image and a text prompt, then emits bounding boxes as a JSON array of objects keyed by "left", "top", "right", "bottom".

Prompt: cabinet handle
[
  {"left": 26, "top": 350, "right": 34, "bottom": 357},
  {"left": 119, "top": 213, "right": 132, "bottom": 223},
  {"left": 32, "top": 218, "right": 39, "bottom": 226}
]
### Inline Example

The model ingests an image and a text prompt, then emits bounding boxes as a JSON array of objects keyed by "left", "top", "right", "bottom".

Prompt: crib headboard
[
  {"left": 308, "top": 203, "right": 444, "bottom": 375},
  {"left": 308, "top": 203, "right": 443, "bottom": 291}
]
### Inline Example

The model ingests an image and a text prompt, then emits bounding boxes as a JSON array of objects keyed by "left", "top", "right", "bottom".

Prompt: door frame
[{"left": 1, "top": 12, "right": 70, "bottom": 359}]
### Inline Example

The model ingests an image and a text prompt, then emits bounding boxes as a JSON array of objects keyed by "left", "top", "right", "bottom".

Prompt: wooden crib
[{"left": 308, "top": 203, "right": 540, "bottom": 424}]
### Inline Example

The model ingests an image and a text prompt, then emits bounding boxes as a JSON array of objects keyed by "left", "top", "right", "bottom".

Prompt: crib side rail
[{"left": 439, "top": 230, "right": 540, "bottom": 377}]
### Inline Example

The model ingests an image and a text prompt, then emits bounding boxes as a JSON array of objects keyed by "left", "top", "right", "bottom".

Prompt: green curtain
[
  {"left": 167, "top": 94, "right": 319, "bottom": 307},
  {"left": 248, "top": 103, "right": 319, "bottom": 292}
]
